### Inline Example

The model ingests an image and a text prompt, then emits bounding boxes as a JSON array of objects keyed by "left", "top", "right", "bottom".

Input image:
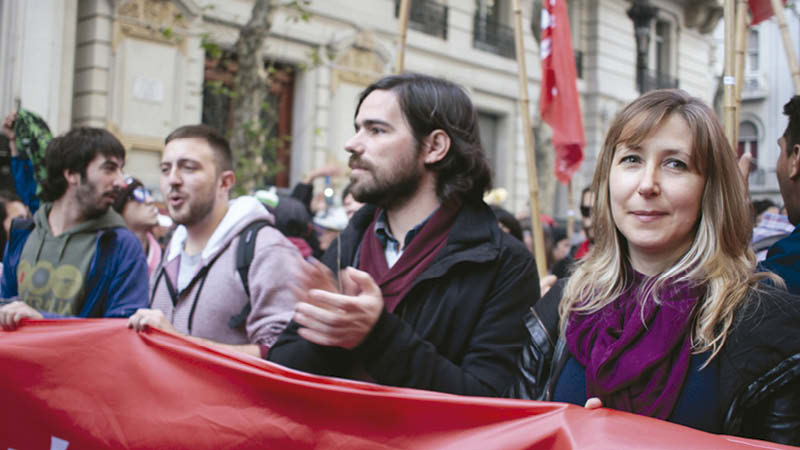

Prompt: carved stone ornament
[
  {"left": 331, "top": 32, "right": 390, "bottom": 91},
  {"left": 115, "top": 0, "right": 190, "bottom": 45},
  {"left": 684, "top": 0, "right": 723, "bottom": 35}
]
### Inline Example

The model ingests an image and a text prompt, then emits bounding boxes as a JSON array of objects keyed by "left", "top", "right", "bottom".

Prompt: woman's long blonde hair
[{"left": 560, "top": 89, "right": 776, "bottom": 360}]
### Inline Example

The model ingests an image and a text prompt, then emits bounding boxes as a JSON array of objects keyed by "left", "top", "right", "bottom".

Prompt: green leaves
[
  {"left": 286, "top": 0, "right": 312, "bottom": 23},
  {"left": 201, "top": 33, "right": 223, "bottom": 60}
]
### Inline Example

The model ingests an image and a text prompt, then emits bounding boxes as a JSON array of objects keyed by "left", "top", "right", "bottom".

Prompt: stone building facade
[
  {"left": 729, "top": 5, "right": 800, "bottom": 204},
  {"left": 0, "top": 0, "right": 721, "bottom": 218}
]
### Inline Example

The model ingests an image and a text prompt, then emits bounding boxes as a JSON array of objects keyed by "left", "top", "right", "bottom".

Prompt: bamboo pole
[
  {"left": 771, "top": 0, "right": 800, "bottom": 93},
  {"left": 723, "top": 0, "right": 737, "bottom": 151},
  {"left": 396, "top": 0, "right": 411, "bottom": 73},
  {"left": 512, "top": 0, "right": 547, "bottom": 279},
  {"left": 566, "top": 181, "right": 574, "bottom": 242},
  {"left": 733, "top": 0, "right": 748, "bottom": 148}
]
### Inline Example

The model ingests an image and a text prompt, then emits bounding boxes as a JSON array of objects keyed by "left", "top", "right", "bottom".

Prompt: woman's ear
[{"left": 422, "top": 130, "right": 451, "bottom": 164}]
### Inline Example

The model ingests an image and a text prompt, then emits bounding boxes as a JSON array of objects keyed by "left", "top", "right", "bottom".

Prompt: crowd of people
[{"left": 0, "top": 73, "right": 798, "bottom": 445}]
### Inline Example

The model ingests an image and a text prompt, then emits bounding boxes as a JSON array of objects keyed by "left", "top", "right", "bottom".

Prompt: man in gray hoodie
[
  {"left": 128, "top": 125, "right": 301, "bottom": 358},
  {"left": 0, "top": 128, "right": 149, "bottom": 329}
]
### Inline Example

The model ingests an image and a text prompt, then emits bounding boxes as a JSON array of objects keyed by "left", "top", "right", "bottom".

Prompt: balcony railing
[
  {"left": 473, "top": 14, "right": 515, "bottom": 58},
  {"left": 395, "top": 0, "right": 448, "bottom": 40},
  {"left": 642, "top": 70, "right": 679, "bottom": 92}
]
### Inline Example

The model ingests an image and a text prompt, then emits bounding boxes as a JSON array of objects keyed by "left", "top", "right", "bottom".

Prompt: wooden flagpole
[
  {"left": 733, "top": 0, "right": 748, "bottom": 147},
  {"left": 512, "top": 0, "right": 548, "bottom": 279},
  {"left": 396, "top": 0, "right": 411, "bottom": 73},
  {"left": 723, "top": 0, "right": 737, "bottom": 150},
  {"left": 771, "top": 0, "right": 800, "bottom": 93},
  {"left": 566, "top": 181, "right": 574, "bottom": 242}
]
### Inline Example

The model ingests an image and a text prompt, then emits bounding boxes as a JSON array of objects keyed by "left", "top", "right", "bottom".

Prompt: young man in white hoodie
[{"left": 128, "top": 125, "right": 301, "bottom": 358}]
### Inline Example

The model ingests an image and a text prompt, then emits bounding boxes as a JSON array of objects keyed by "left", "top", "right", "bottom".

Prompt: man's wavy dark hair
[
  {"left": 783, "top": 96, "right": 800, "bottom": 150},
  {"left": 39, "top": 127, "right": 125, "bottom": 202},
  {"left": 355, "top": 73, "right": 492, "bottom": 204}
]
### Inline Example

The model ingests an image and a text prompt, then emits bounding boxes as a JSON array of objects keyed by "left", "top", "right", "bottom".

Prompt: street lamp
[{"left": 627, "top": 0, "right": 658, "bottom": 94}]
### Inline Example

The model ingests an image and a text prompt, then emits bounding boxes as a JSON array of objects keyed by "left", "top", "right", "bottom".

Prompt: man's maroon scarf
[{"left": 358, "top": 204, "right": 459, "bottom": 312}]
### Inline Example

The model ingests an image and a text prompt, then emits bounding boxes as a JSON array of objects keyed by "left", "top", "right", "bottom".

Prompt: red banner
[
  {"left": 540, "top": 0, "right": 585, "bottom": 185},
  {"left": 0, "top": 320, "right": 794, "bottom": 449},
  {"left": 748, "top": 0, "right": 787, "bottom": 25}
]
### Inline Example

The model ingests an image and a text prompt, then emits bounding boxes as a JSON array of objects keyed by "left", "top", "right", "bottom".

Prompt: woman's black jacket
[{"left": 506, "top": 280, "right": 800, "bottom": 445}]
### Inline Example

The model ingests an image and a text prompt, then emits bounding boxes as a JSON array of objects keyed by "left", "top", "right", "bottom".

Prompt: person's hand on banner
[
  {"left": 128, "top": 308, "right": 178, "bottom": 334},
  {"left": 584, "top": 397, "right": 603, "bottom": 409},
  {"left": 294, "top": 267, "right": 383, "bottom": 349},
  {"left": 0, "top": 301, "right": 42, "bottom": 330}
]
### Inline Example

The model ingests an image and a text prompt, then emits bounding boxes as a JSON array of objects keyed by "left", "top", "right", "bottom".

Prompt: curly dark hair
[
  {"left": 39, "top": 128, "right": 126, "bottom": 203},
  {"left": 355, "top": 73, "right": 492, "bottom": 204},
  {"left": 783, "top": 96, "right": 800, "bottom": 151}
]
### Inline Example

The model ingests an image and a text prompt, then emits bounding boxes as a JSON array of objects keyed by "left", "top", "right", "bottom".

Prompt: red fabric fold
[{"left": 0, "top": 320, "right": 793, "bottom": 449}]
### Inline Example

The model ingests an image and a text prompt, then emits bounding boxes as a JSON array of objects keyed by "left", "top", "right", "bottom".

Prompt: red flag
[
  {"left": 748, "top": 0, "right": 787, "bottom": 25},
  {"left": 0, "top": 320, "right": 795, "bottom": 449},
  {"left": 540, "top": 0, "right": 585, "bottom": 185}
]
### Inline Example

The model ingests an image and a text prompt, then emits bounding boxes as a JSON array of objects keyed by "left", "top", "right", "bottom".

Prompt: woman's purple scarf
[{"left": 565, "top": 271, "right": 702, "bottom": 419}]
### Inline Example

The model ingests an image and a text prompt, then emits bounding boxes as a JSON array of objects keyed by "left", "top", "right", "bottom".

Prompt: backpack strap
[
  {"left": 228, "top": 219, "right": 272, "bottom": 329},
  {"left": 10, "top": 217, "right": 34, "bottom": 233}
]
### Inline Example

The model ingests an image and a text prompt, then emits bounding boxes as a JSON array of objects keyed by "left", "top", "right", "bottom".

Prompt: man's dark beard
[
  {"left": 171, "top": 190, "right": 215, "bottom": 227},
  {"left": 350, "top": 160, "right": 423, "bottom": 209},
  {"left": 75, "top": 181, "right": 109, "bottom": 219}
]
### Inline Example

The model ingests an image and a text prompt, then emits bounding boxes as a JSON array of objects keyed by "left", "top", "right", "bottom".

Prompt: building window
[
  {"left": 655, "top": 20, "right": 670, "bottom": 76},
  {"left": 202, "top": 52, "right": 236, "bottom": 137},
  {"left": 394, "top": 0, "right": 448, "bottom": 40},
  {"left": 473, "top": 0, "right": 515, "bottom": 58},
  {"left": 738, "top": 120, "right": 759, "bottom": 172},
  {"left": 201, "top": 54, "right": 296, "bottom": 187},
  {"left": 642, "top": 19, "right": 678, "bottom": 91},
  {"left": 747, "top": 29, "right": 759, "bottom": 73}
]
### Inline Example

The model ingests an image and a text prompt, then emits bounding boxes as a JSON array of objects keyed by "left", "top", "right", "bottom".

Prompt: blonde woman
[{"left": 508, "top": 90, "right": 800, "bottom": 445}]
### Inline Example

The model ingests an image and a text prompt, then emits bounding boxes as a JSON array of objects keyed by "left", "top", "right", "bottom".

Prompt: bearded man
[
  {"left": 1, "top": 128, "right": 149, "bottom": 328},
  {"left": 268, "top": 73, "right": 540, "bottom": 396}
]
